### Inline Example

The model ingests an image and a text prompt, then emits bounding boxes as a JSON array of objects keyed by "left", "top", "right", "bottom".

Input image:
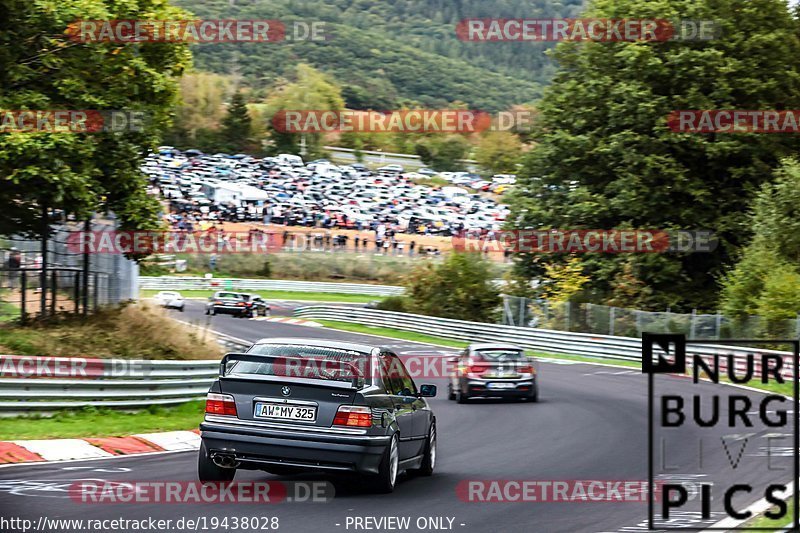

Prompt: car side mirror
[{"left": 418, "top": 384, "right": 437, "bottom": 398}]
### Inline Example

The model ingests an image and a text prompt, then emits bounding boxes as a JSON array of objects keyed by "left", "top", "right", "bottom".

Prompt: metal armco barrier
[
  {"left": 292, "top": 306, "right": 796, "bottom": 378},
  {"left": 0, "top": 336, "right": 251, "bottom": 414},
  {"left": 139, "top": 276, "right": 404, "bottom": 296}
]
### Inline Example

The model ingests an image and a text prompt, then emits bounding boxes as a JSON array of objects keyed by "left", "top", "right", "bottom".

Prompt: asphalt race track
[{"left": 0, "top": 301, "right": 793, "bottom": 533}]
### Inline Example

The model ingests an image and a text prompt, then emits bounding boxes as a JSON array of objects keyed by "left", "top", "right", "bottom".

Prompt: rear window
[
  {"left": 215, "top": 292, "right": 240, "bottom": 299},
  {"left": 229, "top": 344, "right": 370, "bottom": 387},
  {"left": 474, "top": 349, "right": 526, "bottom": 362}
]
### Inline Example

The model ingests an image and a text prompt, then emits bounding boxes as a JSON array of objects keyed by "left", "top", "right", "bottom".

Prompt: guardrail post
[{"left": 690, "top": 309, "right": 697, "bottom": 339}]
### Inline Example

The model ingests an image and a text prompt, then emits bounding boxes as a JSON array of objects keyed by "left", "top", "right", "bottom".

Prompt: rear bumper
[
  {"left": 211, "top": 305, "right": 248, "bottom": 315},
  {"left": 200, "top": 419, "right": 390, "bottom": 475},
  {"left": 463, "top": 378, "right": 536, "bottom": 398}
]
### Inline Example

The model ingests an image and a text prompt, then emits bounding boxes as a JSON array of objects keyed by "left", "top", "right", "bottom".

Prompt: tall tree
[
  {"left": 165, "top": 72, "right": 233, "bottom": 150},
  {"left": 414, "top": 135, "right": 470, "bottom": 172},
  {"left": 508, "top": 0, "right": 800, "bottom": 310},
  {"left": 0, "top": 0, "right": 191, "bottom": 236},
  {"left": 263, "top": 63, "right": 344, "bottom": 157},
  {"left": 720, "top": 158, "right": 800, "bottom": 318},
  {"left": 220, "top": 91, "right": 254, "bottom": 153},
  {"left": 475, "top": 131, "right": 523, "bottom": 175}
]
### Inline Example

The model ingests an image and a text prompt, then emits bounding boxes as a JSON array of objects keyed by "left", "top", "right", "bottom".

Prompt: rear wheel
[
  {"left": 368, "top": 434, "right": 399, "bottom": 493},
  {"left": 456, "top": 388, "right": 469, "bottom": 404},
  {"left": 412, "top": 424, "right": 436, "bottom": 476},
  {"left": 447, "top": 384, "right": 456, "bottom": 401},
  {"left": 529, "top": 383, "right": 539, "bottom": 403},
  {"left": 198, "top": 441, "right": 236, "bottom": 484}
]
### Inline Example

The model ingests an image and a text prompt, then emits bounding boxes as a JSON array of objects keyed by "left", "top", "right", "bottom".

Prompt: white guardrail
[
  {"left": 139, "top": 277, "right": 404, "bottom": 296},
  {"left": 292, "top": 306, "right": 796, "bottom": 377},
  {"left": 0, "top": 336, "right": 250, "bottom": 413}
]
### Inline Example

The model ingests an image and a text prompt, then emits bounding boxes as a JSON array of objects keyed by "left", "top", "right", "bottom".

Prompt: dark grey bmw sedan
[{"left": 198, "top": 338, "right": 437, "bottom": 493}]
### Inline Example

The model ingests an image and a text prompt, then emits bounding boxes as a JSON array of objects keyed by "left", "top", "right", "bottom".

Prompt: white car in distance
[{"left": 153, "top": 291, "right": 185, "bottom": 312}]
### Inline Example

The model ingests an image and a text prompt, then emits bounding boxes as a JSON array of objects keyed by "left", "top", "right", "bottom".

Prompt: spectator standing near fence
[{"left": 6, "top": 248, "right": 21, "bottom": 289}]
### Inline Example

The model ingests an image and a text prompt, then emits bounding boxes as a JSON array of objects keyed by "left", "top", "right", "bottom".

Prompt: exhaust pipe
[{"left": 211, "top": 453, "right": 239, "bottom": 469}]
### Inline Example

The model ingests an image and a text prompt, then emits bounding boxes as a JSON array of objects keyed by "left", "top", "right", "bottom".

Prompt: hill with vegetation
[{"left": 175, "top": 0, "right": 584, "bottom": 111}]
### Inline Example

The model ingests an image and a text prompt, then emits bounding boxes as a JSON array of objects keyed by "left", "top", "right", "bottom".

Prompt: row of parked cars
[{"left": 143, "top": 148, "right": 512, "bottom": 233}]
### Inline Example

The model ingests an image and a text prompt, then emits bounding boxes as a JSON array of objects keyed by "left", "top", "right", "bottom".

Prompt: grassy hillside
[{"left": 175, "top": 0, "right": 584, "bottom": 111}]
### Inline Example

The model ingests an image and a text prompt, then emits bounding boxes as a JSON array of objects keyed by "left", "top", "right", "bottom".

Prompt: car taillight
[
  {"left": 333, "top": 405, "right": 372, "bottom": 427},
  {"left": 214, "top": 300, "right": 222, "bottom": 305},
  {"left": 517, "top": 365, "right": 534, "bottom": 374},
  {"left": 237, "top": 302, "right": 246, "bottom": 307},
  {"left": 466, "top": 364, "right": 489, "bottom": 375},
  {"left": 205, "top": 393, "right": 237, "bottom": 416}
]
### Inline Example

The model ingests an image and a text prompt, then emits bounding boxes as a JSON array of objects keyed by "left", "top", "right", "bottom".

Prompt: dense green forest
[{"left": 175, "top": 0, "right": 584, "bottom": 111}]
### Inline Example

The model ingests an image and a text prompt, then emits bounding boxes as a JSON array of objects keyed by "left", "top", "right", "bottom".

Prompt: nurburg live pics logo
[{"left": 642, "top": 333, "right": 800, "bottom": 530}]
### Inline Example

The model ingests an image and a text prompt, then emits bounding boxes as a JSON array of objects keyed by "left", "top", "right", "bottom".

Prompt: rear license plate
[
  {"left": 254, "top": 402, "right": 317, "bottom": 422},
  {"left": 487, "top": 382, "right": 516, "bottom": 390}
]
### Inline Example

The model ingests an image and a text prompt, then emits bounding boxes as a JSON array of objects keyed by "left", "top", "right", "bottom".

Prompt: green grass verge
[
  {"left": 140, "top": 289, "right": 381, "bottom": 303},
  {"left": 314, "top": 319, "right": 470, "bottom": 348},
  {"left": 745, "top": 497, "right": 795, "bottom": 531},
  {"left": 0, "top": 401, "right": 205, "bottom": 440}
]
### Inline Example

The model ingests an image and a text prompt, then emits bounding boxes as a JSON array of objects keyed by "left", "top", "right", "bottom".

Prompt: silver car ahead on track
[{"left": 447, "top": 343, "right": 538, "bottom": 403}]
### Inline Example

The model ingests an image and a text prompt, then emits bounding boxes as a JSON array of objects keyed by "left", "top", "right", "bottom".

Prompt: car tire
[
  {"left": 447, "top": 384, "right": 456, "bottom": 401},
  {"left": 179, "top": 307, "right": 184, "bottom": 313},
  {"left": 198, "top": 441, "right": 236, "bottom": 484},
  {"left": 211, "top": 309, "right": 217, "bottom": 316},
  {"left": 456, "top": 388, "right": 469, "bottom": 404},
  {"left": 529, "top": 383, "right": 539, "bottom": 403},
  {"left": 205, "top": 309, "right": 210, "bottom": 315},
  {"left": 368, "top": 434, "right": 399, "bottom": 494},
  {"left": 412, "top": 424, "right": 436, "bottom": 477}
]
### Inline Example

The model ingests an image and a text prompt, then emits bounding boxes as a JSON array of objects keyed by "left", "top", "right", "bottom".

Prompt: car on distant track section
[
  {"left": 205, "top": 291, "right": 249, "bottom": 317},
  {"left": 239, "top": 293, "right": 271, "bottom": 317},
  {"left": 153, "top": 291, "right": 185, "bottom": 312}
]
